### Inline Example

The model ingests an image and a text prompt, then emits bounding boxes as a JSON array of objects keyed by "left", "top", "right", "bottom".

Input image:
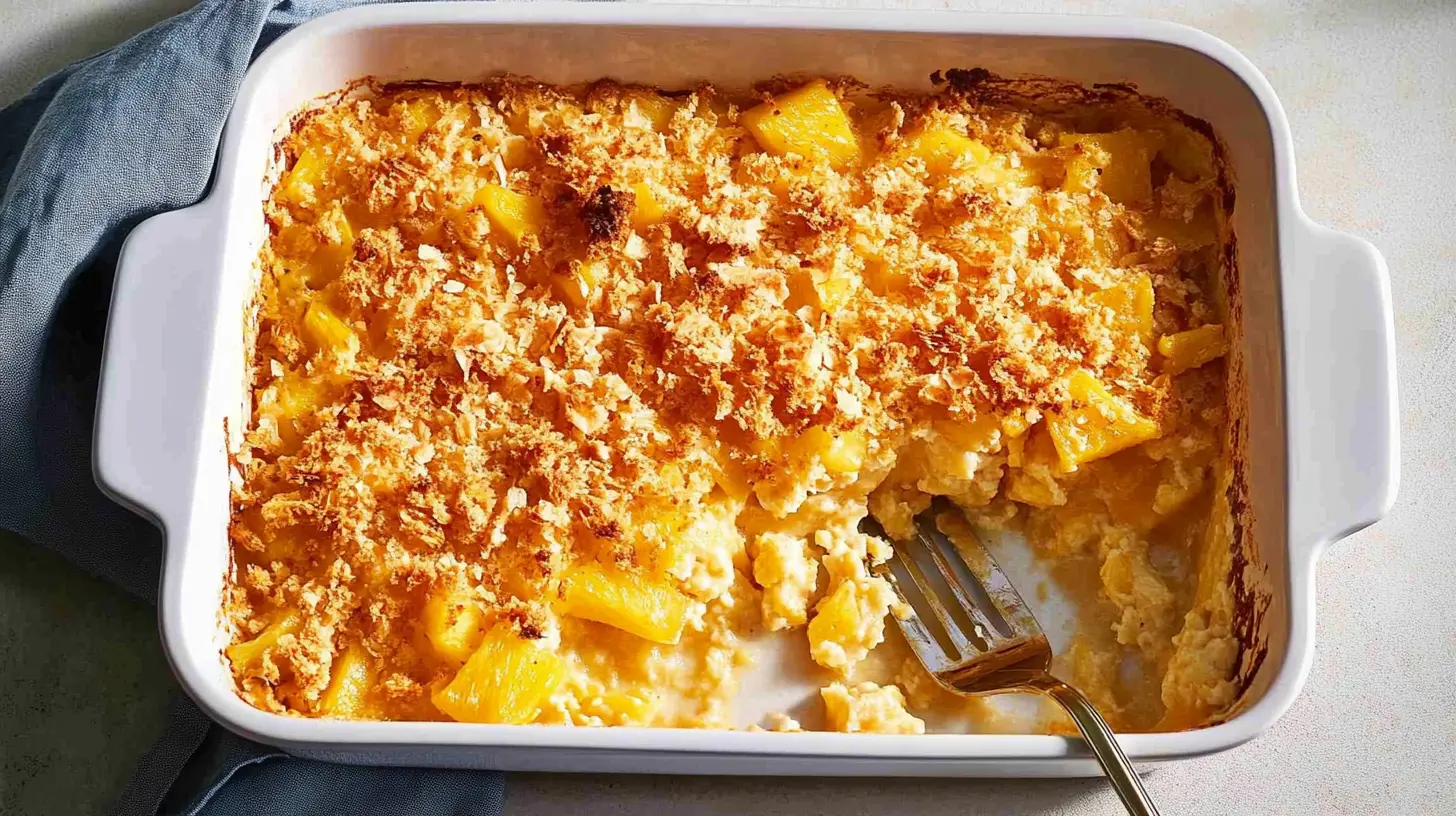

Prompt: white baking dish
[{"left": 95, "top": 2, "right": 1397, "bottom": 777}]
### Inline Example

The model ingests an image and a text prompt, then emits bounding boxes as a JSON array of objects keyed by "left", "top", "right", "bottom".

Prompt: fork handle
[{"left": 1037, "top": 679, "right": 1160, "bottom": 816}]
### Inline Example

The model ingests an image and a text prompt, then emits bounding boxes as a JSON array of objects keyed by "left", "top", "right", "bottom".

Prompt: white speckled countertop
[{"left": 1, "top": 1, "right": 1452, "bottom": 813}]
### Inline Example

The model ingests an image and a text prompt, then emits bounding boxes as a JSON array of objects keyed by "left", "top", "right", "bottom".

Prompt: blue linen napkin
[{"left": 0, "top": 1, "right": 505, "bottom": 813}]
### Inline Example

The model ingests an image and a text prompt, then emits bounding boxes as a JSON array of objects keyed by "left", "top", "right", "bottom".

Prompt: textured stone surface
[
  {"left": 0, "top": 532, "right": 176, "bottom": 814},
  {"left": 1, "top": 0, "right": 1451, "bottom": 813}
]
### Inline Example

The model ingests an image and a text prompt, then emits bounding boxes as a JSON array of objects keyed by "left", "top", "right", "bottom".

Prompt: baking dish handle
[
  {"left": 1284, "top": 217, "right": 1399, "bottom": 558},
  {"left": 94, "top": 204, "right": 222, "bottom": 530}
]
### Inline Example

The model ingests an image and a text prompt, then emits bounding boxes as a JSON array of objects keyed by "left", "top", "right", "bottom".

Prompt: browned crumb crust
[{"left": 226, "top": 73, "right": 1233, "bottom": 722}]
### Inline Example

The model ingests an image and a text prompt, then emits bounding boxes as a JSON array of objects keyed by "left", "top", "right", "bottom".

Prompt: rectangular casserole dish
[{"left": 95, "top": 2, "right": 1397, "bottom": 777}]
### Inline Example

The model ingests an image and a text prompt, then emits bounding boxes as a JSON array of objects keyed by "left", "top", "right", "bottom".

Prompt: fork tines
[{"left": 868, "top": 499, "right": 1051, "bottom": 693}]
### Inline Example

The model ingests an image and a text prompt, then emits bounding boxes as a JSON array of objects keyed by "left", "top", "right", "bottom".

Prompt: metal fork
[{"left": 868, "top": 499, "right": 1159, "bottom": 816}]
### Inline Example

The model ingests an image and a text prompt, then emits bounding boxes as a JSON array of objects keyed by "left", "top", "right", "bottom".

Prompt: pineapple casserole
[{"left": 226, "top": 71, "right": 1244, "bottom": 734}]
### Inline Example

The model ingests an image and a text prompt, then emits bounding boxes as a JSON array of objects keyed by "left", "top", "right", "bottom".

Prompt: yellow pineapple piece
[
  {"left": 794, "top": 426, "right": 867, "bottom": 475},
  {"left": 741, "top": 80, "right": 861, "bottom": 169},
  {"left": 559, "top": 562, "right": 691, "bottom": 645},
  {"left": 422, "top": 580, "right": 488, "bottom": 664},
  {"left": 263, "top": 372, "right": 339, "bottom": 450},
  {"left": 860, "top": 253, "right": 907, "bottom": 296},
  {"left": 398, "top": 97, "right": 442, "bottom": 142},
  {"left": 1091, "top": 274, "right": 1155, "bottom": 347},
  {"left": 1005, "top": 423, "right": 1065, "bottom": 507},
  {"left": 807, "top": 576, "right": 896, "bottom": 672},
  {"left": 783, "top": 269, "right": 819, "bottom": 312},
  {"left": 310, "top": 208, "right": 356, "bottom": 282},
  {"left": 279, "top": 147, "right": 331, "bottom": 205},
  {"left": 551, "top": 259, "right": 607, "bottom": 309},
  {"left": 431, "top": 624, "right": 567, "bottom": 724},
  {"left": 708, "top": 445, "right": 753, "bottom": 501},
  {"left": 1059, "top": 129, "right": 1162, "bottom": 204},
  {"left": 815, "top": 265, "right": 860, "bottom": 313},
  {"left": 597, "top": 691, "right": 656, "bottom": 724},
  {"left": 275, "top": 208, "right": 355, "bottom": 290},
  {"left": 1047, "top": 370, "right": 1162, "bottom": 471},
  {"left": 1001, "top": 412, "right": 1032, "bottom": 442},
  {"left": 226, "top": 610, "right": 301, "bottom": 671},
  {"left": 808, "top": 582, "right": 862, "bottom": 667},
  {"left": 1158, "top": 324, "right": 1228, "bottom": 375},
  {"left": 272, "top": 373, "right": 331, "bottom": 422},
  {"left": 498, "top": 136, "right": 534, "bottom": 170},
  {"left": 302, "top": 300, "right": 358, "bottom": 355},
  {"left": 933, "top": 412, "right": 1003, "bottom": 454},
  {"left": 319, "top": 644, "right": 374, "bottom": 718},
  {"left": 629, "top": 93, "right": 678, "bottom": 131},
  {"left": 899, "top": 127, "right": 992, "bottom": 174},
  {"left": 631, "top": 182, "right": 667, "bottom": 229},
  {"left": 785, "top": 254, "right": 864, "bottom": 313},
  {"left": 475, "top": 184, "right": 547, "bottom": 249}
]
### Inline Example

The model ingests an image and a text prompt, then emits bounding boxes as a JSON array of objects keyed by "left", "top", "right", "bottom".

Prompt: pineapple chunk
[
  {"left": 708, "top": 444, "right": 753, "bottom": 501},
  {"left": 1091, "top": 274, "right": 1155, "bottom": 347},
  {"left": 310, "top": 208, "right": 356, "bottom": 282},
  {"left": 741, "top": 80, "right": 861, "bottom": 169},
  {"left": 817, "top": 267, "right": 860, "bottom": 313},
  {"left": 551, "top": 259, "right": 607, "bottom": 309},
  {"left": 631, "top": 182, "right": 667, "bottom": 229},
  {"left": 302, "top": 300, "right": 357, "bottom": 355},
  {"left": 1059, "top": 129, "right": 1162, "bottom": 204},
  {"left": 897, "top": 127, "right": 996, "bottom": 177},
  {"left": 794, "top": 426, "right": 867, "bottom": 475},
  {"left": 264, "top": 372, "right": 340, "bottom": 450},
  {"left": 475, "top": 184, "right": 547, "bottom": 249},
  {"left": 432, "top": 624, "right": 567, "bottom": 724},
  {"left": 272, "top": 374, "right": 332, "bottom": 421},
  {"left": 1047, "top": 370, "right": 1161, "bottom": 471},
  {"left": 860, "top": 253, "right": 907, "bottom": 296},
  {"left": 629, "top": 93, "right": 678, "bottom": 131},
  {"left": 1005, "top": 423, "right": 1066, "bottom": 507},
  {"left": 560, "top": 562, "right": 691, "bottom": 645},
  {"left": 422, "top": 580, "right": 488, "bottom": 664},
  {"left": 807, "top": 575, "right": 897, "bottom": 672},
  {"left": 279, "top": 147, "right": 331, "bottom": 205},
  {"left": 784, "top": 269, "right": 819, "bottom": 312},
  {"left": 277, "top": 208, "right": 355, "bottom": 288},
  {"left": 1158, "top": 324, "right": 1228, "bottom": 375},
  {"left": 399, "top": 98, "right": 442, "bottom": 142},
  {"left": 597, "top": 691, "right": 656, "bottom": 724},
  {"left": 226, "top": 610, "right": 301, "bottom": 671},
  {"left": 788, "top": 257, "right": 862, "bottom": 314},
  {"left": 319, "top": 644, "right": 373, "bottom": 718}
]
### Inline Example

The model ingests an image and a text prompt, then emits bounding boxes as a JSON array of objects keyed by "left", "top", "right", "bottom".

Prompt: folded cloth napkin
[{"left": 0, "top": 1, "right": 505, "bottom": 813}]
